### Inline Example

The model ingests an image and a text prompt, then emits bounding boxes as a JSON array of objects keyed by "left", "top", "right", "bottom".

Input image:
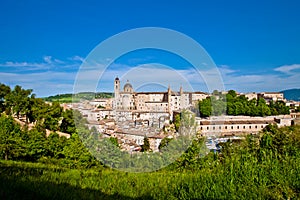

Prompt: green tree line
[
  {"left": 0, "top": 83, "right": 100, "bottom": 168},
  {"left": 199, "top": 90, "right": 290, "bottom": 117},
  {"left": 0, "top": 83, "right": 77, "bottom": 133}
]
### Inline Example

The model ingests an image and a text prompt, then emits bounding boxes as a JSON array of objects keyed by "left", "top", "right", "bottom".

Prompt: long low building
[{"left": 196, "top": 115, "right": 293, "bottom": 136}]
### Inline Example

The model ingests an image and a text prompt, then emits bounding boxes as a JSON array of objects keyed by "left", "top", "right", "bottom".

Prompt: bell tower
[{"left": 114, "top": 77, "right": 120, "bottom": 99}]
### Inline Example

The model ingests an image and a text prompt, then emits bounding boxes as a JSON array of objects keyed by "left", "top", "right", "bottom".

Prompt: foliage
[
  {"left": 0, "top": 112, "right": 299, "bottom": 199},
  {"left": 43, "top": 92, "right": 113, "bottom": 103},
  {"left": 62, "top": 134, "right": 97, "bottom": 168},
  {"left": 1, "top": 124, "right": 299, "bottom": 200},
  {"left": 198, "top": 90, "right": 290, "bottom": 117},
  {"left": 4, "top": 85, "right": 33, "bottom": 119},
  {"left": 0, "top": 83, "right": 11, "bottom": 112},
  {"left": 0, "top": 114, "right": 24, "bottom": 160},
  {"left": 173, "top": 113, "right": 181, "bottom": 131},
  {"left": 198, "top": 97, "right": 212, "bottom": 117},
  {"left": 141, "top": 137, "right": 150, "bottom": 152},
  {"left": 158, "top": 137, "right": 173, "bottom": 150},
  {"left": 60, "top": 109, "right": 76, "bottom": 134},
  {"left": 109, "top": 137, "right": 119, "bottom": 148}
]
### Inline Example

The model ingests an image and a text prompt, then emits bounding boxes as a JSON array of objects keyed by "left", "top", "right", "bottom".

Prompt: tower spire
[{"left": 180, "top": 84, "right": 183, "bottom": 95}]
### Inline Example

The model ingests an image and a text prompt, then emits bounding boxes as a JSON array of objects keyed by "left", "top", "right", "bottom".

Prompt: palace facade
[{"left": 113, "top": 77, "right": 208, "bottom": 118}]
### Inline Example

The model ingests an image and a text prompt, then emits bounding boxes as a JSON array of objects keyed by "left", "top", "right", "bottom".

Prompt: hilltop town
[{"left": 65, "top": 77, "right": 300, "bottom": 152}]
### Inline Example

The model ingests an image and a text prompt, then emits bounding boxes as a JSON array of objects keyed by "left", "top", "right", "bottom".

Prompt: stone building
[
  {"left": 258, "top": 92, "right": 285, "bottom": 103},
  {"left": 196, "top": 115, "right": 293, "bottom": 136},
  {"left": 113, "top": 77, "right": 209, "bottom": 119}
]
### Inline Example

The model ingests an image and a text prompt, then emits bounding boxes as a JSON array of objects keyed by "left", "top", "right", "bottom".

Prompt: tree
[
  {"left": 23, "top": 128, "right": 47, "bottom": 161},
  {"left": 212, "top": 99, "right": 226, "bottom": 116},
  {"left": 227, "top": 90, "right": 237, "bottom": 98},
  {"left": 44, "top": 102, "right": 63, "bottom": 131},
  {"left": 257, "top": 98, "right": 271, "bottom": 116},
  {"left": 247, "top": 99, "right": 259, "bottom": 116},
  {"left": 0, "top": 114, "right": 24, "bottom": 160},
  {"left": 0, "top": 83, "right": 11, "bottom": 112},
  {"left": 159, "top": 137, "right": 173, "bottom": 151},
  {"left": 62, "top": 134, "right": 96, "bottom": 168},
  {"left": 109, "top": 137, "right": 119, "bottom": 148},
  {"left": 274, "top": 101, "right": 290, "bottom": 115},
  {"left": 141, "top": 137, "right": 150, "bottom": 152},
  {"left": 176, "top": 137, "right": 208, "bottom": 169},
  {"left": 269, "top": 101, "right": 278, "bottom": 115},
  {"left": 46, "top": 133, "right": 66, "bottom": 159},
  {"left": 60, "top": 109, "right": 76, "bottom": 134},
  {"left": 174, "top": 113, "right": 181, "bottom": 131},
  {"left": 198, "top": 98, "right": 212, "bottom": 117},
  {"left": 5, "top": 85, "right": 32, "bottom": 118}
]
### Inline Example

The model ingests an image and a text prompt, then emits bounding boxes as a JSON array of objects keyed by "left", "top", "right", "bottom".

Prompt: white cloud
[
  {"left": 1, "top": 55, "right": 300, "bottom": 96},
  {"left": 70, "top": 55, "right": 85, "bottom": 62},
  {"left": 0, "top": 71, "right": 77, "bottom": 96},
  {"left": 274, "top": 64, "right": 300, "bottom": 74},
  {"left": 43, "top": 56, "right": 52, "bottom": 64},
  {"left": 218, "top": 64, "right": 300, "bottom": 92},
  {"left": 0, "top": 61, "right": 45, "bottom": 69},
  {"left": 218, "top": 65, "right": 238, "bottom": 75},
  {"left": 0, "top": 56, "right": 80, "bottom": 72}
]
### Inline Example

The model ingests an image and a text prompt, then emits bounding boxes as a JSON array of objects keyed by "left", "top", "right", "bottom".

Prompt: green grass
[{"left": 1, "top": 156, "right": 299, "bottom": 200}]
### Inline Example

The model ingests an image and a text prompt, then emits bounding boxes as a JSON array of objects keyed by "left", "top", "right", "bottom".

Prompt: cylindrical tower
[{"left": 114, "top": 77, "right": 120, "bottom": 99}]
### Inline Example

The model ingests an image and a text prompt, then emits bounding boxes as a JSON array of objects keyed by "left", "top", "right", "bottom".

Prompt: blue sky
[{"left": 0, "top": 0, "right": 300, "bottom": 97}]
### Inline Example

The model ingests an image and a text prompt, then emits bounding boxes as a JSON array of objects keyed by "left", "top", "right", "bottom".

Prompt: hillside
[
  {"left": 281, "top": 89, "right": 300, "bottom": 101},
  {"left": 43, "top": 92, "right": 113, "bottom": 103}
]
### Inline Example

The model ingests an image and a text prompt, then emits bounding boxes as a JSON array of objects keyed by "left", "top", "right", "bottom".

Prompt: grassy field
[{"left": 1, "top": 155, "right": 299, "bottom": 200}]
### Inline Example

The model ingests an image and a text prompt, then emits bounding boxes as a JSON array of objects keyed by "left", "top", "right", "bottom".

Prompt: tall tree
[
  {"left": 141, "top": 137, "right": 151, "bottom": 152},
  {"left": 23, "top": 128, "right": 47, "bottom": 161},
  {"left": 5, "top": 85, "right": 32, "bottom": 118},
  {"left": 0, "top": 114, "right": 24, "bottom": 160},
  {"left": 198, "top": 98, "right": 212, "bottom": 117},
  {"left": 0, "top": 83, "right": 11, "bottom": 112},
  {"left": 62, "top": 134, "right": 96, "bottom": 168},
  {"left": 44, "top": 102, "right": 63, "bottom": 131},
  {"left": 257, "top": 98, "right": 271, "bottom": 116},
  {"left": 60, "top": 109, "right": 76, "bottom": 134}
]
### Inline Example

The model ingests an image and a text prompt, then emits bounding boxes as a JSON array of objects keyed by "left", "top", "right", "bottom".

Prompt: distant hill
[
  {"left": 281, "top": 89, "right": 300, "bottom": 101},
  {"left": 44, "top": 92, "right": 113, "bottom": 103}
]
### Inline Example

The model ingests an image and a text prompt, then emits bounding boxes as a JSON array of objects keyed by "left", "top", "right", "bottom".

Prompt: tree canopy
[{"left": 198, "top": 90, "right": 290, "bottom": 117}]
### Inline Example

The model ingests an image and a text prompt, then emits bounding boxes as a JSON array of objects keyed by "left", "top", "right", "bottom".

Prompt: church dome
[{"left": 123, "top": 80, "right": 133, "bottom": 93}]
